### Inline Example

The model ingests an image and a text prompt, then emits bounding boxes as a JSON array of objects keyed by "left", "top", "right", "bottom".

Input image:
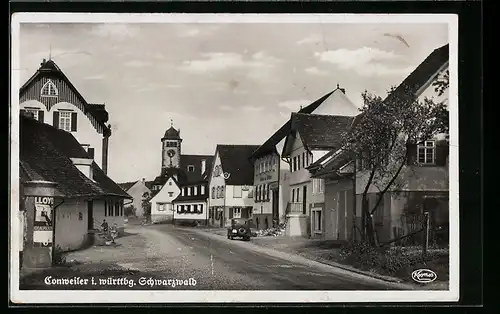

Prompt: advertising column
[{"left": 33, "top": 196, "right": 54, "bottom": 249}]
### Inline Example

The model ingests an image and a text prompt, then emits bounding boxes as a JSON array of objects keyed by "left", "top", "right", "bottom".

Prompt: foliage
[
  {"left": 339, "top": 241, "right": 448, "bottom": 276},
  {"left": 342, "top": 74, "right": 449, "bottom": 246},
  {"left": 124, "top": 205, "right": 137, "bottom": 217},
  {"left": 52, "top": 245, "right": 67, "bottom": 266},
  {"left": 141, "top": 192, "right": 152, "bottom": 219}
]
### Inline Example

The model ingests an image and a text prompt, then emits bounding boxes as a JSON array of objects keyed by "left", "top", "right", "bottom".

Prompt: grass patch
[{"left": 338, "top": 241, "right": 449, "bottom": 282}]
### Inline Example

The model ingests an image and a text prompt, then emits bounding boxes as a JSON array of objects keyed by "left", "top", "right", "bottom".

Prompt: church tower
[{"left": 161, "top": 120, "right": 182, "bottom": 173}]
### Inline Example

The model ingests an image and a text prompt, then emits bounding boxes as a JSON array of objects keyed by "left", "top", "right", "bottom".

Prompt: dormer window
[
  {"left": 40, "top": 79, "right": 58, "bottom": 97},
  {"left": 187, "top": 165, "right": 195, "bottom": 172}
]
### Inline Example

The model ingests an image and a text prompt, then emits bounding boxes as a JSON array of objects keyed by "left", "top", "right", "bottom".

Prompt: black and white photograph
[{"left": 10, "top": 13, "right": 458, "bottom": 303}]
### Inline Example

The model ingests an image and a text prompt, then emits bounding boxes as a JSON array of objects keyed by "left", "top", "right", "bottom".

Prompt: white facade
[
  {"left": 150, "top": 176, "right": 180, "bottom": 223},
  {"left": 208, "top": 151, "right": 226, "bottom": 208},
  {"left": 20, "top": 100, "right": 106, "bottom": 172}
]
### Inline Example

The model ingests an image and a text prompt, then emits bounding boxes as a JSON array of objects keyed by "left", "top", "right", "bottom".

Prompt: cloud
[
  {"left": 179, "top": 51, "right": 282, "bottom": 73},
  {"left": 123, "top": 60, "right": 152, "bottom": 67},
  {"left": 219, "top": 105, "right": 233, "bottom": 111},
  {"left": 90, "top": 24, "right": 139, "bottom": 40},
  {"left": 176, "top": 24, "right": 221, "bottom": 38},
  {"left": 297, "top": 34, "right": 323, "bottom": 45},
  {"left": 83, "top": 74, "right": 106, "bottom": 81},
  {"left": 277, "top": 99, "right": 311, "bottom": 111},
  {"left": 314, "top": 47, "right": 413, "bottom": 77},
  {"left": 242, "top": 106, "right": 264, "bottom": 112},
  {"left": 166, "top": 84, "right": 182, "bottom": 89},
  {"left": 304, "top": 66, "right": 328, "bottom": 76}
]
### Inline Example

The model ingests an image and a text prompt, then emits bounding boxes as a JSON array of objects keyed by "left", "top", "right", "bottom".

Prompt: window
[
  {"left": 272, "top": 157, "right": 277, "bottom": 171},
  {"left": 291, "top": 189, "right": 295, "bottom": 202},
  {"left": 418, "top": 141, "right": 436, "bottom": 164},
  {"left": 193, "top": 204, "right": 198, "bottom": 213},
  {"left": 259, "top": 185, "right": 264, "bottom": 201},
  {"left": 264, "top": 184, "right": 269, "bottom": 201},
  {"left": 302, "top": 152, "right": 306, "bottom": 168},
  {"left": 221, "top": 186, "right": 225, "bottom": 198},
  {"left": 24, "top": 108, "right": 39, "bottom": 121},
  {"left": 40, "top": 79, "right": 58, "bottom": 97},
  {"left": 180, "top": 205, "right": 185, "bottom": 213},
  {"left": 248, "top": 187, "right": 253, "bottom": 198},
  {"left": 212, "top": 187, "right": 215, "bottom": 199},
  {"left": 297, "top": 155, "right": 301, "bottom": 170},
  {"left": 201, "top": 185, "right": 206, "bottom": 195},
  {"left": 217, "top": 187, "right": 221, "bottom": 198},
  {"left": 296, "top": 188, "right": 300, "bottom": 202},
  {"left": 305, "top": 152, "right": 309, "bottom": 166},
  {"left": 233, "top": 186, "right": 242, "bottom": 198},
  {"left": 312, "top": 179, "right": 325, "bottom": 194},
  {"left": 169, "top": 181, "right": 172, "bottom": 186},
  {"left": 293, "top": 157, "right": 297, "bottom": 172},
  {"left": 199, "top": 204, "right": 203, "bottom": 214},
  {"left": 187, "top": 187, "right": 191, "bottom": 196},
  {"left": 233, "top": 208, "right": 241, "bottom": 219},
  {"left": 168, "top": 192, "right": 173, "bottom": 197},
  {"left": 191, "top": 186, "right": 196, "bottom": 196},
  {"left": 59, "top": 111, "right": 72, "bottom": 132},
  {"left": 166, "top": 142, "right": 177, "bottom": 147},
  {"left": 187, "top": 165, "right": 195, "bottom": 172}
]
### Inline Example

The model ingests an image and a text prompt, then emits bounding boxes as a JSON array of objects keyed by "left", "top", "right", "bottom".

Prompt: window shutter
[
  {"left": 229, "top": 208, "right": 233, "bottom": 219},
  {"left": 406, "top": 143, "right": 417, "bottom": 165},
  {"left": 38, "top": 110, "right": 44, "bottom": 123},
  {"left": 88, "top": 148, "right": 95, "bottom": 159},
  {"left": 71, "top": 112, "right": 78, "bottom": 131},
  {"left": 435, "top": 141, "right": 449, "bottom": 166},
  {"left": 53, "top": 111, "right": 59, "bottom": 128}
]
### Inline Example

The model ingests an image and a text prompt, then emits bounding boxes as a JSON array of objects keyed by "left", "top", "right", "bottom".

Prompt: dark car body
[{"left": 227, "top": 218, "right": 251, "bottom": 241}]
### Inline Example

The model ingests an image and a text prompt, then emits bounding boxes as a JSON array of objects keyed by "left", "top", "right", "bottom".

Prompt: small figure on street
[
  {"left": 101, "top": 219, "right": 109, "bottom": 233},
  {"left": 110, "top": 223, "right": 118, "bottom": 244}
]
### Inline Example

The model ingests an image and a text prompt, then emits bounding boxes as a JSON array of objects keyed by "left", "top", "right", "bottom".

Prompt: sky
[{"left": 18, "top": 21, "right": 449, "bottom": 183}]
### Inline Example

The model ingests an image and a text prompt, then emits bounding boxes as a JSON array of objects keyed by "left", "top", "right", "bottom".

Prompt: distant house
[
  {"left": 118, "top": 179, "right": 153, "bottom": 217},
  {"left": 281, "top": 113, "right": 354, "bottom": 237},
  {"left": 19, "top": 59, "right": 112, "bottom": 175},
  {"left": 19, "top": 114, "right": 131, "bottom": 255},
  {"left": 148, "top": 124, "right": 213, "bottom": 224},
  {"left": 250, "top": 85, "right": 359, "bottom": 227},
  {"left": 208, "top": 145, "right": 258, "bottom": 228},
  {"left": 309, "top": 43, "right": 450, "bottom": 244}
]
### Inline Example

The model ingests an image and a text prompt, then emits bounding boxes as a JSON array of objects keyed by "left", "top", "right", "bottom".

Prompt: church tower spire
[{"left": 161, "top": 121, "right": 182, "bottom": 175}]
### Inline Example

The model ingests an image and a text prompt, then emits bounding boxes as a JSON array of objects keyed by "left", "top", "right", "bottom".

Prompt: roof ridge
[{"left": 293, "top": 112, "right": 354, "bottom": 118}]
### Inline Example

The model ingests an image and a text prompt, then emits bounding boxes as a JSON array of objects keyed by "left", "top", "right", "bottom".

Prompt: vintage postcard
[{"left": 10, "top": 13, "right": 458, "bottom": 304}]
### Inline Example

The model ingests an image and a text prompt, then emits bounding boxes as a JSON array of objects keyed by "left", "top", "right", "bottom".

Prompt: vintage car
[{"left": 227, "top": 218, "right": 251, "bottom": 241}]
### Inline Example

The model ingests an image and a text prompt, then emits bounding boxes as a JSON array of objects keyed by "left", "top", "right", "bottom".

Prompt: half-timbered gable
[{"left": 19, "top": 59, "right": 111, "bottom": 174}]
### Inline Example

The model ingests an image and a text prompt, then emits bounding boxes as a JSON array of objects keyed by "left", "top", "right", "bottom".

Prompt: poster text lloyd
[{"left": 34, "top": 197, "right": 54, "bottom": 205}]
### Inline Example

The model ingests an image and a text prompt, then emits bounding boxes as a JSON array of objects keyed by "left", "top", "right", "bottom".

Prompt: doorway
[
  {"left": 87, "top": 200, "right": 94, "bottom": 230},
  {"left": 272, "top": 189, "right": 279, "bottom": 226},
  {"left": 302, "top": 186, "right": 307, "bottom": 215}
]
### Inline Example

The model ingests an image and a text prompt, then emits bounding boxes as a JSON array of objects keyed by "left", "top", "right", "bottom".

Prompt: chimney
[
  {"left": 201, "top": 159, "right": 206, "bottom": 175},
  {"left": 41, "top": 59, "right": 46, "bottom": 67},
  {"left": 71, "top": 157, "right": 94, "bottom": 181},
  {"left": 336, "top": 83, "right": 346, "bottom": 94},
  {"left": 142, "top": 178, "right": 145, "bottom": 183}
]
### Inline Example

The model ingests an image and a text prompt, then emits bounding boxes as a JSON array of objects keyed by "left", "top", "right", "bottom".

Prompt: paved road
[{"left": 144, "top": 224, "right": 403, "bottom": 290}]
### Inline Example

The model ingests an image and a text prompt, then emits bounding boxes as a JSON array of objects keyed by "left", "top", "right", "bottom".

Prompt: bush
[
  {"left": 124, "top": 206, "right": 136, "bottom": 217},
  {"left": 52, "top": 245, "right": 67, "bottom": 266},
  {"left": 339, "top": 241, "right": 445, "bottom": 276}
]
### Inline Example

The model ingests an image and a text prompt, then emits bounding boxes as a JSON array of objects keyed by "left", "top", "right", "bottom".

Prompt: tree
[
  {"left": 124, "top": 205, "right": 137, "bottom": 217},
  {"left": 141, "top": 192, "right": 152, "bottom": 222},
  {"left": 344, "top": 75, "right": 449, "bottom": 247}
]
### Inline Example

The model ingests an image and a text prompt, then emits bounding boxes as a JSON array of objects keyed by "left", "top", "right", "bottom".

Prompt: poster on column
[{"left": 33, "top": 196, "right": 54, "bottom": 247}]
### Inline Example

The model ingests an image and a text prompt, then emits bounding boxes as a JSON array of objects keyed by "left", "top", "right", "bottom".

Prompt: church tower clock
[{"left": 161, "top": 120, "right": 182, "bottom": 172}]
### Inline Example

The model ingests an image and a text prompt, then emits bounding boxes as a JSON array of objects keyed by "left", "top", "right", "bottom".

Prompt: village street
[{"left": 17, "top": 224, "right": 412, "bottom": 291}]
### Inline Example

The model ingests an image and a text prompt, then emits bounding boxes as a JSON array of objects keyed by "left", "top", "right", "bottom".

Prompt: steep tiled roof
[
  {"left": 20, "top": 59, "right": 110, "bottom": 132},
  {"left": 20, "top": 114, "right": 131, "bottom": 199},
  {"left": 251, "top": 90, "right": 336, "bottom": 158},
  {"left": 153, "top": 155, "right": 213, "bottom": 188},
  {"left": 284, "top": 113, "right": 354, "bottom": 155},
  {"left": 217, "top": 144, "right": 260, "bottom": 186},
  {"left": 118, "top": 181, "right": 137, "bottom": 192},
  {"left": 351, "top": 44, "right": 449, "bottom": 129},
  {"left": 162, "top": 127, "right": 181, "bottom": 140}
]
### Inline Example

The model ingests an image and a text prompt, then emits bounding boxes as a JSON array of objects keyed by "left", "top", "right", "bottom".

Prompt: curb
[{"left": 198, "top": 228, "right": 422, "bottom": 289}]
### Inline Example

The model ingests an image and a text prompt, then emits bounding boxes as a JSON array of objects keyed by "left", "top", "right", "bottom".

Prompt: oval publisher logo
[{"left": 411, "top": 269, "right": 437, "bottom": 283}]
